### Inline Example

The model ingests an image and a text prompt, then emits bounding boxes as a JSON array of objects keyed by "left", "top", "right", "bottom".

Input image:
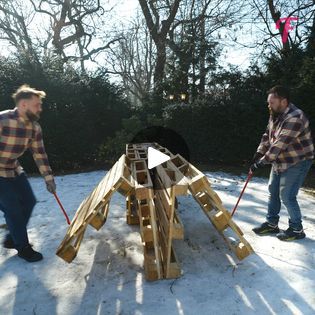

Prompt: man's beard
[
  {"left": 26, "top": 110, "right": 40, "bottom": 122},
  {"left": 268, "top": 105, "right": 281, "bottom": 121}
]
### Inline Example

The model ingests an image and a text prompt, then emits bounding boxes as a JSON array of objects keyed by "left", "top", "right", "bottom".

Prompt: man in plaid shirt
[
  {"left": 250, "top": 85, "right": 314, "bottom": 241},
  {"left": 0, "top": 84, "right": 56, "bottom": 262}
]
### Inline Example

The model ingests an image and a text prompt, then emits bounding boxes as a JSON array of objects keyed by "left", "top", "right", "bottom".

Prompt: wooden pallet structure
[
  {"left": 56, "top": 154, "right": 133, "bottom": 262},
  {"left": 154, "top": 160, "right": 188, "bottom": 279},
  {"left": 168, "top": 153, "right": 254, "bottom": 260},
  {"left": 131, "top": 157, "right": 162, "bottom": 280},
  {"left": 56, "top": 143, "right": 254, "bottom": 281},
  {"left": 125, "top": 142, "right": 188, "bottom": 280},
  {"left": 126, "top": 143, "right": 253, "bottom": 274}
]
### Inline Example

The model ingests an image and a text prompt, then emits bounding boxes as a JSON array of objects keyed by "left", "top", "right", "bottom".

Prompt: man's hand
[
  {"left": 250, "top": 161, "right": 263, "bottom": 173},
  {"left": 252, "top": 152, "right": 264, "bottom": 163},
  {"left": 46, "top": 179, "right": 56, "bottom": 194}
]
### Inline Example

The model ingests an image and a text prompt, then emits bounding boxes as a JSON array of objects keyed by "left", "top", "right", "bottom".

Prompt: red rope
[
  {"left": 53, "top": 192, "right": 71, "bottom": 225},
  {"left": 231, "top": 171, "right": 253, "bottom": 217}
]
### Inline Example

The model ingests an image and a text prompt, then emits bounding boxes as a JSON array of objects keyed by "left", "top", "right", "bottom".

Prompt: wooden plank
[
  {"left": 80, "top": 162, "right": 118, "bottom": 226},
  {"left": 165, "top": 245, "right": 181, "bottom": 279},
  {"left": 56, "top": 229, "right": 86, "bottom": 263},
  {"left": 90, "top": 155, "right": 130, "bottom": 214},
  {"left": 138, "top": 199, "right": 150, "bottom": 217},
  {"left": 170, "top": 155, "right": 189, "bottom": 175},
  {"left": 235, "top": 242, "right": 252, "bottom": 260},
  {"left": 142, "top": 226, "right": 153, "bottom": 242},
  {"left": 155, "top": 185, "right": 173, "bottom": 220},
  {"left": 162, "top": 160, "right": 189, "bottom": 195},
  {"left": 88, "top": 165, "right": 115, "bottom": 213},
  {"left": 136, "top": 196, "right": 162, "bottom": 280},
  {"left": 155, "top": 193, "right": 170, "bottom": 239},
  {"left": 147, "top": 198, "right": 162, "bottom": 279},
  {"left": 69, "top": 180, "right": 102, "bottom": 236},
  {"left": 119, "top": 159, "right": 133, "bottom": 196},
  {"left": 132, "top": 160, "right": 154, "bottom": 200},
  {"left": 137, "top": 199, "right": 154, "bottom": 242},
  {"left": 143, "top": 246, "right": 160, "bottom": 281},
  {"left": 210, "top": 211, "right": 230, "bottom": 232},
  {"left": 89, "top": 201, "right": 110, "bottom": 230},
  {"left": 126, "top": 194, "right": 139, "bottom": 225},
  {"left": 154, "top": 182, "right": 182, "bottom": 278},
  {"left": 222, "top": 227, "right": 254, "bottom": 260},
  {"left": 173, "top": 210, "right": 184, "bottom": 239}
]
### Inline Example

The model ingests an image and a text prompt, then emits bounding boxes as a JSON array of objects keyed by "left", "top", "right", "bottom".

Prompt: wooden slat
[
  {"left": 56, "top": 229, "right": 86, "bottom": 263},
  {"left": 154, "top": 174, "right": 183, "bottom": 278},
  {"left": 89, "top": 201, "right": 110, "bottom": 230},
  {"left": 126, "top": 193, "right": 139, "bottom": 225},
  {"left": 132, "top": 160, "right": 154, "bottom": 200},
  {"left": 138, "top": 197, "right": 163, "bottom": 280},
  {"left": 147, "top": 198, "right": 162, "bottom": 278}
]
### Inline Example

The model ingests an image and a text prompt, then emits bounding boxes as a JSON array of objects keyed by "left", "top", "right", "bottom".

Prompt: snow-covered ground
[{"left": 1, "top": 170, "right": 315, "bottom": 315}]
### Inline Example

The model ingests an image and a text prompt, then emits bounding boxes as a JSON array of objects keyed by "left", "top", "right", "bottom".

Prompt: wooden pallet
[
  {"left": 131, "top": 159, "right": 163, "bottom": 280},
  {"left": 169, "top": 154, "right": 254, "bottom": 260},
  {"left": 154, "top": 160, "right": 188, "bottom": 278},
  {"left": 56, "top": 154, "right": 133, "bottom": 263}
]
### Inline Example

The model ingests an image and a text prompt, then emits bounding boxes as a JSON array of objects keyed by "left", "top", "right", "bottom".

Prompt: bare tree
[
  {"left": 306, "top": 7, "right": 315, "bottom": 55},
  {"left": 0, "top": 0, "right": 43, "bottom": 71},
  {"left": 0, "top": 0, "right": 121, "bottom": 73},
  {"left": 106, "top": 14, "right": 155, "bottom": 106},
  {"left": 138, "top": 0, "right": 181, "bottom": 95},
  {"left": 29, "top": 0, "right": 122, "bottom": 72},
  {"left": 166, "top": 0, "right": 245, "bottom": 98},
  {"left": 251, "top": 0, "right": 315, "bottom": 56}
]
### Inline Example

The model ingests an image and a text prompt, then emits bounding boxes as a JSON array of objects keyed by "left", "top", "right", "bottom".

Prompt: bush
[{"left": 0, "top": 57, "right": 131, "bottom": 173}]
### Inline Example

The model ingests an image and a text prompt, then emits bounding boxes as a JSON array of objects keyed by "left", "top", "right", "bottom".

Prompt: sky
[
  {"left": 110, "top": 0, "right": 255, "bottom": 70},
  {"left": 1, "top": 0, "right": 303, "bottom": 76}
]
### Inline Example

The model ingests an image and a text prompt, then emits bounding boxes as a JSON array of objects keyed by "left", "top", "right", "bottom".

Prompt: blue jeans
[
  {"left": 0, "top": 173, "right": 36, "bottom": 250},
  {"left": 267, "top": 159, "right": 312, "bottom": 230}
]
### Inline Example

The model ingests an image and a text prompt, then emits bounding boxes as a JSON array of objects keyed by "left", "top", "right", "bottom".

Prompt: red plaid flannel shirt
[
  {"left": 257, "top": 103, "right": 314, "bottom": 173},
  {"left": 0, "top": 108, "right": 53, "bottom": 182}
]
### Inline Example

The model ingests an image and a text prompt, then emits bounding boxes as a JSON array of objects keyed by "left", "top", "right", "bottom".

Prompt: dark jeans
[
  {"left": 0, "top": 173, "right": 36, "bottom": 250},
  {"left": 267, "top": 159, "right": 312, "bottom": 230}
]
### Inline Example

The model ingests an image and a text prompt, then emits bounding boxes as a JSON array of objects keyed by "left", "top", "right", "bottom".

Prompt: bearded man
[
  {"left": 0, "top": 84, "right": 56, "bottom": 262},
  {"left": 250, "top": 85, "right": 314, "bottom": 241}
]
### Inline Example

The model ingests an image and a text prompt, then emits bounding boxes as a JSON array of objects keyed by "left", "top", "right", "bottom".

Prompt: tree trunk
[
  {"left": 267, "top": 0, "right": 290, "bottom": 54},
  {"left": 307, "top": 12, "right": 315, "bottom": 57},
  {"left": 138, "top": 0, "right": 181, "bottom": 97},
  {"left": 199, "top": 16, "right": 206, "bottom": 94},
  {"left": 154, "top": 41, "right": 166, "bottom": 96}
]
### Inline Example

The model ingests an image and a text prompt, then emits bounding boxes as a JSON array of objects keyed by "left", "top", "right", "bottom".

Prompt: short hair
[
  {"left": 267, "top": 85, "right": 290, "bottom": 102},
  {"left": 12, "top": 84, "right": 46, "bottom": 104}
]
